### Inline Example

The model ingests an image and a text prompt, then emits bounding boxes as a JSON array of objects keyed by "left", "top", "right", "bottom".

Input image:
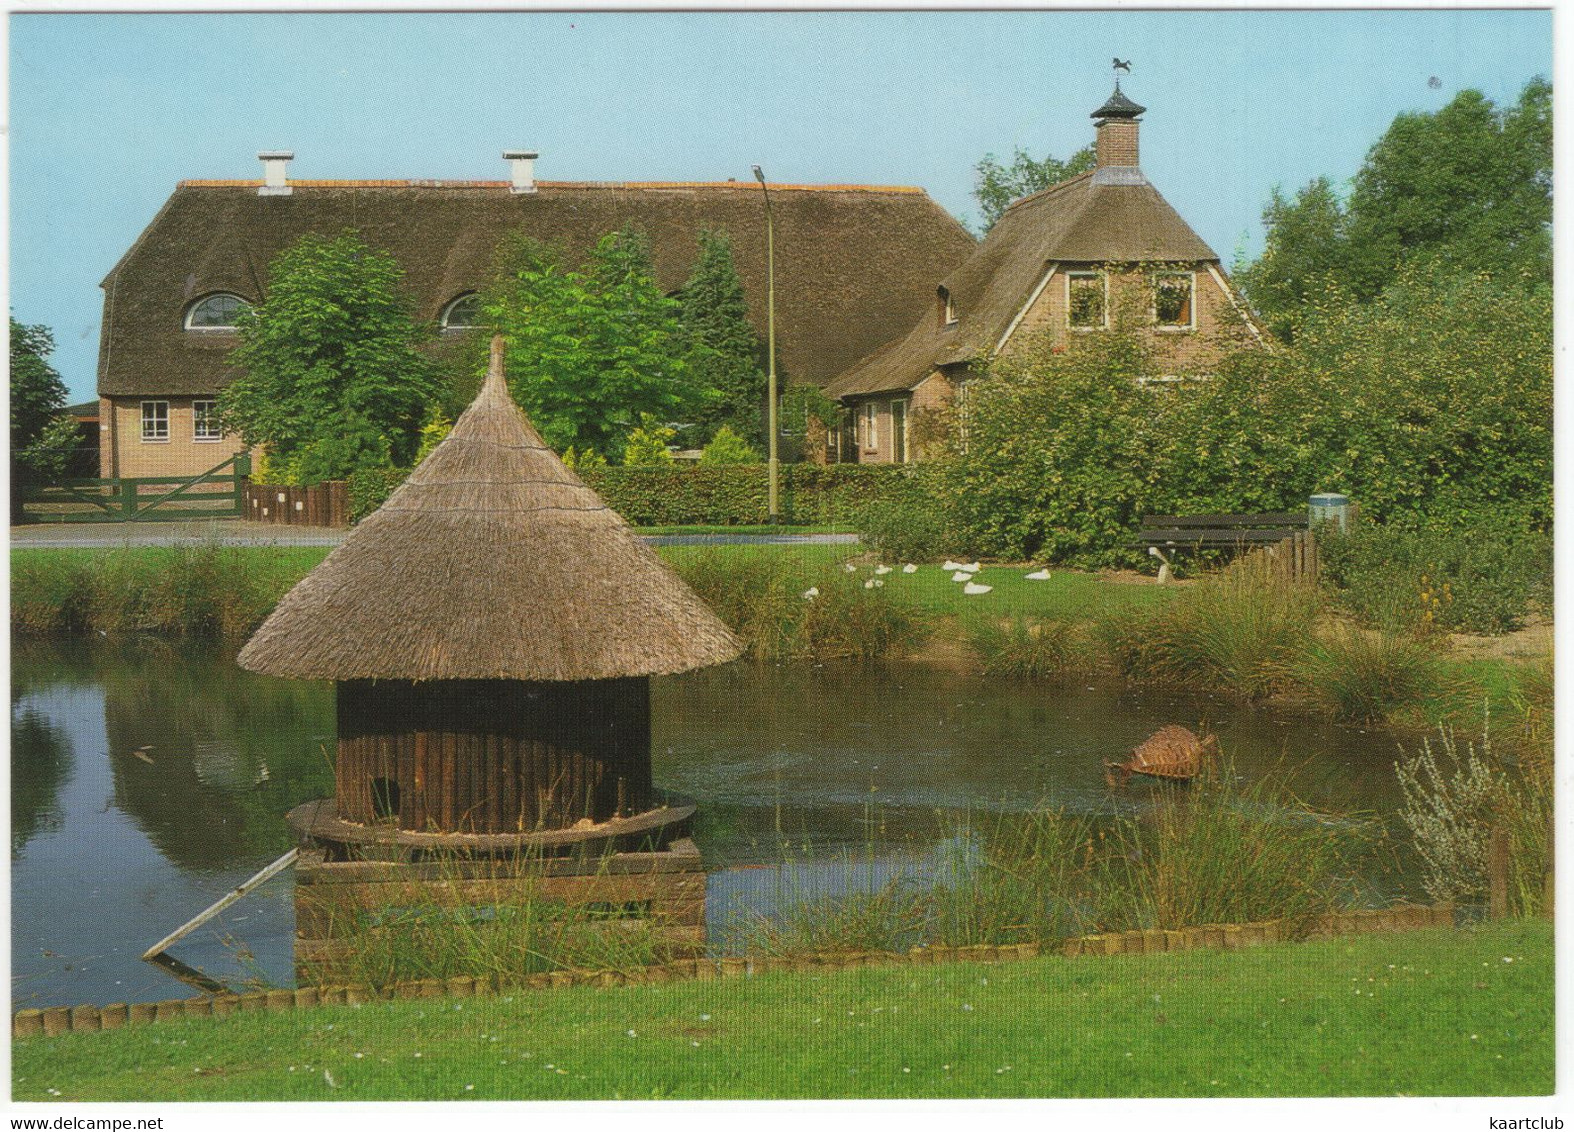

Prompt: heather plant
[{"left": 1395, "top": 725, "right": 1504, "bottom": 905}]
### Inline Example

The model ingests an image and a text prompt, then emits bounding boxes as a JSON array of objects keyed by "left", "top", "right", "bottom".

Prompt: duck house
[{"left": 239, "top": 337, "right": 742, "bottom": 975}]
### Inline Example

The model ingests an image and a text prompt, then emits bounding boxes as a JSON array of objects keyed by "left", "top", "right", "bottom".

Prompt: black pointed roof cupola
[{"left": 1091, "top": 82, "right": 1146, "bottom": 121}]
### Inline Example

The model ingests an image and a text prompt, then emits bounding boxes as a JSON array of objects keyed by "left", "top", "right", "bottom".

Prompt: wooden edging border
[{"left": 12, "top": 903, "right": 1455, "bottom": 1040}]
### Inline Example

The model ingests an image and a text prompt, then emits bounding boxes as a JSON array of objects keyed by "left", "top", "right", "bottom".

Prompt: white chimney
[
  {"left": 503, "top": 150, "right": 539, "bottom": 194},
  {"left": 258, "top": 151, "right": 294, "bottom": 196}
]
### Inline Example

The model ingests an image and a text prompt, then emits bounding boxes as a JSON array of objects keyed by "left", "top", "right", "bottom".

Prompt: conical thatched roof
[{"left": 237, "top": 339, "right": 743, "bottom": 682}]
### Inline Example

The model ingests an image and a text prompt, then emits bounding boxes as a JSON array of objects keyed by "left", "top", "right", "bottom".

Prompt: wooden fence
[
  {"left": 243, "top": 481, "right": 350, "bottom": 528},
  {"left": 17, "top": 453, "right": 250, "bottom": 524}
]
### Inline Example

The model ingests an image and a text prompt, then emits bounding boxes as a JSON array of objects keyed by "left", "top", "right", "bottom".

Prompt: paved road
[{"left": 9, "top": 520, "right": 859, "bottom": 550}]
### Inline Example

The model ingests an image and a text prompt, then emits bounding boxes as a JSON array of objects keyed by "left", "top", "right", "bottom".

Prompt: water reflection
[{"left": 12, "top": 641, "right": 1415, "bottom": 1008}]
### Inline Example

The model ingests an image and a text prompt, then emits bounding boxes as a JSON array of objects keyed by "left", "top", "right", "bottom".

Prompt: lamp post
[{"left": 751, "top": 164, "right": 780, "bottom": 524}]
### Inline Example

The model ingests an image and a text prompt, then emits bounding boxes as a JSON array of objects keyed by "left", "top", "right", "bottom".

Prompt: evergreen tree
[{"left": 677, "top": 229, "right": 766, "bottom": 448}]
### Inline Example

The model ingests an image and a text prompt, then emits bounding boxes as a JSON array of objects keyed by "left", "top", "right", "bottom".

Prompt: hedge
[{"left": 577, "top": 464, "right": 924, "bottom": 526}]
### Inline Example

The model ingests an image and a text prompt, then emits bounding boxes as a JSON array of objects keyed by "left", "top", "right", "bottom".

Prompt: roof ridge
[
  {"left": 176, "top": 178, "right": 928, "bottom": 194},
  {"left": 998, "top": 169, "right": 1096, "bottom": 217}
]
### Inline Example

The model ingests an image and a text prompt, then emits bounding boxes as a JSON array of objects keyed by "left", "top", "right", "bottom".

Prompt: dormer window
[
  {"left": 185, "top": 293, "right": 249, "bottom": 331},
  {"left": 441, "top": 293, "right": 483, "bottom": 333},
  {"left": 1153, "top": 272, "right": 1195, "bottom": 330},
  {"left": 1068, "top": 272, "right": 1108, "bottom": 330},
  {"left": 939, "top": 286, "right": 957, "bottom": 327}
]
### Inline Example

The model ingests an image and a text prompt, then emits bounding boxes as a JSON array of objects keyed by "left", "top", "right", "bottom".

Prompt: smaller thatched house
[
  {"left": 240, "top": 337, "right": 742, "bottom": 839},
  {"left": 823, "top": 79, "right": 1268, "bottom": 463}
]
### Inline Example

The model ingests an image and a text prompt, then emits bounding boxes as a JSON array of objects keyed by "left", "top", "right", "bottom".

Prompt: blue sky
[{"left": 9, "top": 8, "right": 1552, "bottom": 403}]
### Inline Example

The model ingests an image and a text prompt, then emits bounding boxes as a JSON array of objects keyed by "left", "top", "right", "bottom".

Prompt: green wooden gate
[{"left": 18, "top": 453, "right": 252, "bottom": 524}]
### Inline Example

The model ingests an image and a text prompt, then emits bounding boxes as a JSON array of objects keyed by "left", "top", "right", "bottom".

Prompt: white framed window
[
  {"left": 1153, "top": 272, "right": 1196, "bottom": 330},
  {"left": 441, "top": 293, "right": 483, "bottom": 332},
  {"left": 1067, "top": 272, "right": 1108, "bottom": 330},
  {"left": 185, "top": 293, "right": 249, "bottom": 331},
  {"left": 193, "top": 399, "right": 222, "bottom": 442},
  {"left": 863, "top": 402, "right": 878, "bottom": 450},
  {"left": 141, "top": 401, "right": 170, "bottom": 442}
]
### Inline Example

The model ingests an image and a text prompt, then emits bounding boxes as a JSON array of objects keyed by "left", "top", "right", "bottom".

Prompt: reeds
[
  {"left": 732, "top": 759, "right": 1372, "bottom": 955},
  {"left": 11, "top": 543, "right": 324, "bottom": 638}
]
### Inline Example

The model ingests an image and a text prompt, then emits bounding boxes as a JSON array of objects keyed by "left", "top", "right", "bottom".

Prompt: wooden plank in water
[{"left": 141, "top": 848, "right": 299, "bottom": 960}]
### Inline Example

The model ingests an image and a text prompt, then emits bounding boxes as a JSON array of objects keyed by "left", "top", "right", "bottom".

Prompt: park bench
[{"left": 1134, "top": 511, "right": 1314, "bottom": 582}]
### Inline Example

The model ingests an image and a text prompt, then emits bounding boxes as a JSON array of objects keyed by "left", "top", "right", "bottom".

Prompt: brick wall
[
  {"left": 1095, "top": 120, "right": 1140, "bottom": 167},
  {"left": 1009, "top": 263, "right": 1258, "bottom": 371},
  {"left": 103, "top": 395, "right": 250, "bottom": 479}
]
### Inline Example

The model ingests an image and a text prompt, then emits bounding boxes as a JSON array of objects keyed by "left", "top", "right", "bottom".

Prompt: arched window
[
  {"left": 441, "top": 293, "right": 483, "bottom": 332},
  {"left": 185, "top": 293, "right": 249, "bottom": 331}
]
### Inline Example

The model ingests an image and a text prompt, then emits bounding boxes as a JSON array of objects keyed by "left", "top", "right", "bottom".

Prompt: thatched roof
[
  {"left": 237, "top": 339, "right": 744, "bottom": 682},
  {"left": 824, "top": 170, "right": 1220, "bottom": 399},
  {"left": 99, "top": 179, "right": 974, "bottom": 397}
]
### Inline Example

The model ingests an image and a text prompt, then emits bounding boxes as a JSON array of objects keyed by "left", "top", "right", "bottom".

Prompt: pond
[{"left": 11, "top": 638, "right": 1415, "bottom": 1010}]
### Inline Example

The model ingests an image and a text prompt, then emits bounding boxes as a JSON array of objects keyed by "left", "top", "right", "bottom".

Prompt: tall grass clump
[
  {"left": 968, "top": 616, "right": 1096, "bottom": 679},
  {"left": 1100, "top": 555, "right": 1320, "bottom": 699},
  {"left": 672, "top": 551, "right": 924, "bottom": 661},
  {"left": 1298, "top": 625, "right": 1447, "bottom": 723}
]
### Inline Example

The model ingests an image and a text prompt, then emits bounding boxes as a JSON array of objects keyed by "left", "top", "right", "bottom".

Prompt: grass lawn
[{"left": 12, "top": 921, "right": 1551, "bottom": 1101}]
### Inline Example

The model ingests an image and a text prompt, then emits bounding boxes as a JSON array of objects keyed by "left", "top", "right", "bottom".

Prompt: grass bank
[{"left": 11, "top": 921, "right": 1551, "bottom": 1101}]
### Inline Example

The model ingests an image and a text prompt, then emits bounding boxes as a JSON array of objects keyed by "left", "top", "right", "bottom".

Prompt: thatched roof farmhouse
[
  {"left": 824, "top": 82, "right": 1266, "bottom": 464},
  {"left": 96, "top": 157, "right": 974, "bottom": 479}
]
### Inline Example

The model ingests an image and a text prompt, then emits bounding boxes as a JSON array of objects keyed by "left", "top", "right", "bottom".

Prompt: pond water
[{"left": 11, "top": 638, "right": 1415, "bottom": 1010}]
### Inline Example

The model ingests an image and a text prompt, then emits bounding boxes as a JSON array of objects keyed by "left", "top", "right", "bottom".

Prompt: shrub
[
  {"left": 1298, "top": 625, "right": 1446, "bottom": 723},
  {"left": 696, "top": 426, "right": 759, "bottom": 466},
  {"left": 1395, "top": 725, "right": 1504, "bottom": 906},
  {"left": 855, "top": 497, "right": 961, "bottom": 562},
  {"left": 347, "top": 464, "right": 408, "bottom": 523},
  {"left": 1319, "top": 517, "right": 1552, "bottom": 635}
]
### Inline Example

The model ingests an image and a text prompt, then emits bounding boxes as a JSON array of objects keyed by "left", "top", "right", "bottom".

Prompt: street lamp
[{"left": 751, "top": 164, "right": 780, "bottom": 524}]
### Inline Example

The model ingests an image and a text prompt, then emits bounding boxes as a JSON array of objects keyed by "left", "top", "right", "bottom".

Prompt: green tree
[
  {"left": 11, "top": 318, "right": 68, "bottom": 457},
  {"left": 219, "top": 231, "right": 443, "bottom": 482},
  {"left": 677, "top": 229, "right": 766, "bottom": 448},
  {"left": 972, "top": 144, "right": 1096, "bottom": 231},
  {"left": 1241, "top": 79, "right": 1551, "bottom": 335},
  {"left": 481, "top": 227, "right": 710, "bottom": 459}
]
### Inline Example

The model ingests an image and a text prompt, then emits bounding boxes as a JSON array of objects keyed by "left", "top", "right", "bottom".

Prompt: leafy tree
[
  {"left": 622, "top": 414, "right": 676, "bottom": 465},
  {"left": 480, "top": 227, "right": 710, "bottom": 460},
  {"left": 1240, "top": 79, "right": 1551, "bottom": 337},
  {"left": 697, "top": 425, "right": 760, "bottom": 466},
  {"left": 219, "top": 231, "right": 443, "bottom": 482},
  {"left": 972, "top": 144, "right": 1096, "bottom": 231},
  {"left": 677, "top": 229, "right": 766, "bottom": 448},
  {"left": 11, "top": 318, "right": 68, "bottom": 458}
]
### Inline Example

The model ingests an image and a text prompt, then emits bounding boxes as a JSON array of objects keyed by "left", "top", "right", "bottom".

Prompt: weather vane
[{"left": 1113, "top": 57, "right": 1132, "bottom": 88}]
